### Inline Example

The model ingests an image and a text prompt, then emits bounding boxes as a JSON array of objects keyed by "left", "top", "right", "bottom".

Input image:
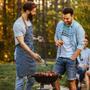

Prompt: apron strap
[{"left": 22, "top": 16, "right": 28, "bottom": 30}]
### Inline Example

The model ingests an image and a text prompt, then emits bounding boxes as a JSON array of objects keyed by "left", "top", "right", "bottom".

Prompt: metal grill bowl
[{"left": 32, "top": 71, "right": 58, "bottom": 84}]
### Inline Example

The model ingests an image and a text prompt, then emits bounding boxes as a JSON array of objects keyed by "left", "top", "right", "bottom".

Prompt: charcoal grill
[{"left": 32, "top": 71, "right": 59, "bottom": 90}]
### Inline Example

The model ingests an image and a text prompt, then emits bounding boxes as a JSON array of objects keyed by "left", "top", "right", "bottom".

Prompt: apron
[{"left": 15, "top": 18, "right": 36, "bottom": 78}]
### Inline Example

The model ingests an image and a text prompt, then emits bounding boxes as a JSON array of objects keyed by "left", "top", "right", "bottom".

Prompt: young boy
[{"left": 77, "top": 35, "right": 90, "bottom": 90}]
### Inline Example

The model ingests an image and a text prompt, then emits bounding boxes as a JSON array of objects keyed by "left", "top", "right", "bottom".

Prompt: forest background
[{"left": 0, "top": 0, "right": 90, "bottom": 63}]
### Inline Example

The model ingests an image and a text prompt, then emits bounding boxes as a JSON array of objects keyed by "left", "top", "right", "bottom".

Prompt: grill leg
[
  {"left": 40, "top": 83, "right": 44, "bottom": 90},
  {"left": 51, "top": 83, "right": 56, "bottom": 90}
]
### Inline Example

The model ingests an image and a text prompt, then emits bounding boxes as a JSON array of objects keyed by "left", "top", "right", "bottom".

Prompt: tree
[
  {"left": 17, "top": 0, "right": 22, "bottom": 17},
  {"left": 74, "top": 0, "right": 90, "bottom": 43},
  {"left": 0, "top": 0, "right": 90, "bottom": 63}
]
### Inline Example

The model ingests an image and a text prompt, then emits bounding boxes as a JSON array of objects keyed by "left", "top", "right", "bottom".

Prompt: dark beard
[{"left": 28, "top": 13, "right": 33, "bottom": 22}]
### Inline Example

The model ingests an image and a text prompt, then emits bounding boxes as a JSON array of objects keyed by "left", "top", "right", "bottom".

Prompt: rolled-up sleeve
[
  {"left": 76, "top": 24, "right": 85, "bottom": 50},
  {"left": 54, "top": 21, "right": 63, "bottom": 41}
]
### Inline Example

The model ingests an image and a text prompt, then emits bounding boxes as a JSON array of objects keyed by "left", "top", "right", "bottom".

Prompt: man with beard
[
  {"left": 13, "top": 1, "right": 42, "bottom": 90},
  {"left": 53, "top": 7, "right": 85, "bottom": 90}
]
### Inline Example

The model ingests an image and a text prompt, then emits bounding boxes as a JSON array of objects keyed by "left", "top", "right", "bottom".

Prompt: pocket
[{"left": 69, "top": 58, "right": 76, "bottom": 64}]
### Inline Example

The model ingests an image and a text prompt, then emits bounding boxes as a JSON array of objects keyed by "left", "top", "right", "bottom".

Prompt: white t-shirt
[
  {"left": 13, "top": 17, "right": 32, "bottom": 45},
  {"left": 60, "top": 35, "right": 73, "bottom": 58}
]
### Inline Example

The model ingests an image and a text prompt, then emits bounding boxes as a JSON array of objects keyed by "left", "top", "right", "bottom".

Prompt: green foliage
[
  {"left": 0, "top": 0, "right": 16, "bottom": 62},
  {"left": 60, "top": 74, "right": 69, "bottom": 87},
  {"left": 0, "top": 0, "right": 90, "bottom": 62},
  {"left": 74, "top": 0, "right": 90, "bottom": 46},
  {"left": 36, "top": 64, "right": 53, "bottom": 72}
]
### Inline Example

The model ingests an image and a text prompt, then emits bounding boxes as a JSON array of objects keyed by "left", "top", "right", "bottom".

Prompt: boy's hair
[
  {"left": 85, "top": 34, "right": 89, "bottom": 40},
  {"left": 23, "top": 1, "right": 36, "bottom": 12},
  {"left": 62, "top": 7, "right": 74, "bottom": 15}
]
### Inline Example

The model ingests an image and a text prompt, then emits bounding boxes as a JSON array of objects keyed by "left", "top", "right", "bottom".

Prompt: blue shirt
[{"left": 55, "top": 20, "right": 85, "bottom": 58}]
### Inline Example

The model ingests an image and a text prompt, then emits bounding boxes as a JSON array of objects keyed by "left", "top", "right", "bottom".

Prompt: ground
[{"left": 35, "top": 84, "right": 69, "bottom": 90}]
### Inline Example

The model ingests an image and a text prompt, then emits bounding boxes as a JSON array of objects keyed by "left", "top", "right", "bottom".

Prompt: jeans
[
  {"left": 15, "top": 75, "right": 35, "bottom": 90},
  {"left": 53, "top": 57, "right": 77, "bottom": 80},
  {"left": 77, "top": 67, "right": 86, "bottom": 82}
]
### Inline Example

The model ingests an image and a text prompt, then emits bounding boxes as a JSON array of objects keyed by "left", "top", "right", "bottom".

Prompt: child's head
[{"left": 84, "top": 34, "right": 89, "bottom": 48}]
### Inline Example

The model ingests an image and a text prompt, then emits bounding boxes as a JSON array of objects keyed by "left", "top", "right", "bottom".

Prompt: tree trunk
[
  {"left": 2, "top": 0, "right": 7, "bottom": 40},
  {"left": 17, "top": 0, "right": 22, "bottom": 17}
]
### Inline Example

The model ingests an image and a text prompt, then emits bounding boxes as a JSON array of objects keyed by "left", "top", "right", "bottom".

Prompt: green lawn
[
  {"left": 0, "top": 62, "right": 68, "bottom": 90},
  {"left": 0, "top": 64, "right": 16, "bottom": 90}
]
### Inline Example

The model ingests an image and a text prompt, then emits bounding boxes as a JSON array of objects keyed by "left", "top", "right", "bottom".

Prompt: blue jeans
[
  {"left": 77, "top": 67, "right": 86, "bottom": 82},
  {"left": 15, "top": 75, "right": 35, "bottom": 90},
  {"left": 53, "top": 57, "right": 77, "bottom": 80}
]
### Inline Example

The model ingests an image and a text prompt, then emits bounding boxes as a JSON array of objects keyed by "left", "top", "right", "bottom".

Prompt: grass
[
  {"left": 0, "top": 64, "right": 16, "bottom": 90},
  {"left": 0, "top": 62, "right": 68, "bottom": 90}
]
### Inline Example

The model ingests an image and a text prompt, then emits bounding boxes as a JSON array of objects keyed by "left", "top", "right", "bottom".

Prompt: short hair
[
  {"left": 23, "top": 2, "right": 36, "bottom": 12},
  {"left": 85, "top": 34, "right": 89, "bottom": 40},
  {"left": 62, "top": 7, "right": 74, "bottom": 15}
]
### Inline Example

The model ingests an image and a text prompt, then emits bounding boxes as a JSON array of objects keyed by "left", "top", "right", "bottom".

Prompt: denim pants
[
  {"left": 15, "top": 75, "right": 35, "bottom": 90},
  {"left": 53, "top": 57, "right": 77, "bottom": 80},
  {"left": 77, "top": 67, "right": 86, "bottom": 82}
]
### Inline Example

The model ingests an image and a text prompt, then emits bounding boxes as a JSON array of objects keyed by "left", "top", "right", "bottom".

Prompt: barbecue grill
[{"left": 32, "top": 71, "right": 59, "bottom": 90}]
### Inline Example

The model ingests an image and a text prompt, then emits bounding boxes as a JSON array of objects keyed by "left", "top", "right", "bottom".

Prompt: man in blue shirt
[{"left": 53, "top": 7, "right": 85, "bottom": 90}]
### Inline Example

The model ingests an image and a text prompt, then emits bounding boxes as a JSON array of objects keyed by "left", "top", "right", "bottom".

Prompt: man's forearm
[
  {"left": 16, "top": 36, "right": 35, "bottom": 58},
  {"left": 71, "top": 49, "right": 81, "bottom": 60},
  {"left": 20, "top": 42, "right": 35, "bottom": 58}
]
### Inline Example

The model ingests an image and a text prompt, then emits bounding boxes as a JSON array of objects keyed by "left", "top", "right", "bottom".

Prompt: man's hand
[
  {"left": 16, "top": 36, "right": 44, "bottom": 63},
  {"left": 70, "top": 54, "right": 77, "bottom": 61},
  {"left": 55, "top": 40, "right": 64, "bottom": 47},
  {"left": 32, "top": 53, "right": 44, "bottom": 63},
  {"left": 70, "top": 49, "right": 81, "bottom": 60}
]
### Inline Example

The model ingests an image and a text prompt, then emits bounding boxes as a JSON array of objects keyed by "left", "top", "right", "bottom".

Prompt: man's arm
[
  {"left": 16, "top": 35, "right": 42, "bottom": 62},
  {"left": 54, "top": 21, "right": 64, "bottom": 47},
  {"left": 70, "top": 49, "right": 81, "bottom": 60},
  {"left": 71, "top": 24, "right": 85, "bottom": 60}
]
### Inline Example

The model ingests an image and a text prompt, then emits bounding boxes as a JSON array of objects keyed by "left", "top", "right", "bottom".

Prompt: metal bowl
[{"left": 32, "top": 71, "right": 58, "bottom": 84}]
